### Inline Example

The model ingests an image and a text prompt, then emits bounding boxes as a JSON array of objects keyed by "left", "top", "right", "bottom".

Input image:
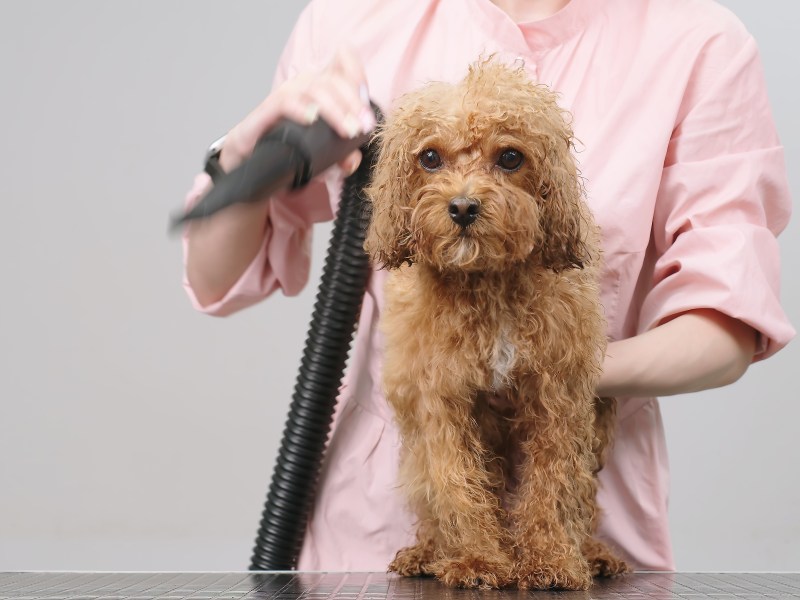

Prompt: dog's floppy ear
[
  {"left": 364, "top": 120, "right": 415, "bottom": 269},
  {"left": 534, "top": 113, "right": 594, "bottom": 272}
]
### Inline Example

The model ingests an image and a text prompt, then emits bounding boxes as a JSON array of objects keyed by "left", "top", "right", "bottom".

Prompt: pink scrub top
[{"left": 183, "top": 0, "right": 795, "bottom": 572}]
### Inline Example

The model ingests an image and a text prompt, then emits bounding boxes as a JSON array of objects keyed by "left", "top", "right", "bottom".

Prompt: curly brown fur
[
  {"left": 365, "top": 60, "right": 628, "bottom": 589},
  {"left": 583, "top": 396, "right": 631, "bottom": 578}
]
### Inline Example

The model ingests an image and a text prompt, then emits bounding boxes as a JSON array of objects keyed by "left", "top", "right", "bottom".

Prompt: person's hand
[
  {"left": 185, "top": 47, "right": 375, "bottom": 307},
  {"left": 219, "top": 46, "right": 375, "bottom": 178}
]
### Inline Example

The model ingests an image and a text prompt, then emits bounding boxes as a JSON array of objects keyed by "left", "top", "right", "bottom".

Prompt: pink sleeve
[
  {"left": 181, "top": 3, "right": 334, "bottom": 317},
  {"left": 639, "top": 30, "right": 795, "bottom": 359}
]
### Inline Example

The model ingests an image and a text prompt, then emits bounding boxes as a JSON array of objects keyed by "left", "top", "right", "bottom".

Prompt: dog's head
[{"left": 364, "top": 59, "right": 593, "bottom": 273}]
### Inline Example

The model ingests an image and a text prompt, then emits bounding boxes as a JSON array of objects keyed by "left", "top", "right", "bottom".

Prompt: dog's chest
[{"left": 489, "top": 325, "right": 517, "bottom": 392}]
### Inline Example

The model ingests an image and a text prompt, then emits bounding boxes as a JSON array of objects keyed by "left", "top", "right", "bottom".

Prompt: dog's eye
[
  {"left": 496, "top": 149, "right": 524, "bottom": 172},
  {"left": 418, "top": 149, "right": 443, "bottom": 171}
]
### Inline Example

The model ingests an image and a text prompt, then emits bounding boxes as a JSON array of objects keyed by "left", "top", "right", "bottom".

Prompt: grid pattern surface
[{"left": 1, "top": 573, "right": 799, "bottom": 600}]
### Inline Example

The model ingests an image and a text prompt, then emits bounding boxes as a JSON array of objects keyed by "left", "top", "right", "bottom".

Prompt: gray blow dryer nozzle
[{"left": 169, "top": 110, "right": 376, "bottom": 233}]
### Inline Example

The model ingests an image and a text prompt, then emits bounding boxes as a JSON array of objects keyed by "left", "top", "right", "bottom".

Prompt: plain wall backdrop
[{"left": 0, "top": 0, "right": 797, "bottom": 572}]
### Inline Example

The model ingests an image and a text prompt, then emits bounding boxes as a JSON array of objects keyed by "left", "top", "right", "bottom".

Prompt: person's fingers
[
  {"left": 329, "top": 46, "right": 368, "bottom": 97},
  {"left": 219, "top": 47, "right": 374, "bottom": 171},
  {"left": 220, "top": 76, "right": 315, "bottom": 169},
  {"left": 272, "top": 90, "right": 321, "bottom": 127},
  {"left": 253, "top": 73, "right": 316, "bottom": 129},
  {"left": 326, "top": 47, "right": 376, "bottom": 133},
  {"left": 338, "top": 150, "right": 362, "bottom": 176},
  {"left": 305, "top": 74, "right": 369, "bottom": 138}
]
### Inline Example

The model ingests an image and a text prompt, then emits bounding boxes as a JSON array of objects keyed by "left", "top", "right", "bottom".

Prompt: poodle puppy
[{"left": 364, "top": 60, "right": 628, "bottom": 589}]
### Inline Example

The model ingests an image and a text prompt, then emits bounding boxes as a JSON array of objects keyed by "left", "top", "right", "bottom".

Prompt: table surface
[{"left": 1, "top": 572, "right": 799, "bottom": 600}]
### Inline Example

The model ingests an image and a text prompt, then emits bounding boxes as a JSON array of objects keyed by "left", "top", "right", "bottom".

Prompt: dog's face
[{"left": 365, "top": 61, "right": 591, "bottom": 273}]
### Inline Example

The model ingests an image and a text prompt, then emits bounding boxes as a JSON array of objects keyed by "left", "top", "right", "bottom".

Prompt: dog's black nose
[{"left": 448, "top": 197, "right": 480, "bottom": 228}]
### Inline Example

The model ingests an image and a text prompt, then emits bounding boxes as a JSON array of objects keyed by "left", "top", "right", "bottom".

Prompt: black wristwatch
[{"left": 204, "top": 134, "right": 227, "bottom": 182}]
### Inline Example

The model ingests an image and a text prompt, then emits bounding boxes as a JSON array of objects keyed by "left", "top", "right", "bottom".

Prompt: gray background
[{"left": 0, "top": 1, "right": 797, "bottom": 572}]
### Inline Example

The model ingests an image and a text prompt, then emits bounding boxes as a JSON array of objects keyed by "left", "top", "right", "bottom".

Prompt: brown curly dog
[{"left": 364, "top": 60, "right": 628, "bottom": 589}]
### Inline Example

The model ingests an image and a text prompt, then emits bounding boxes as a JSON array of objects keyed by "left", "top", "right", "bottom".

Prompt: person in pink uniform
[{"left": 182, "top": 0, "right": 795, "bottom": 572}]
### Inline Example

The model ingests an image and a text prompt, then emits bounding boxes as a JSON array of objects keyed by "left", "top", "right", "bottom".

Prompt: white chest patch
[{"left": 490, "top": 327, "right": 517, "bottom": 391}]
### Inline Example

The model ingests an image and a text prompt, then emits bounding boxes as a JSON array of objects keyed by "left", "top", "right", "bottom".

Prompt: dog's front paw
[
  {"left": 514, "top": 558, "right": 592, "bottom": 590},
  {"left": 582, "top": 537, "right": 630, "bottom": 578},
  {"left": 432, "top": 556, "right": 513, "bottom": 589},
  {"left": 388, "top": 543, "right": 435, "bottom": 577}
]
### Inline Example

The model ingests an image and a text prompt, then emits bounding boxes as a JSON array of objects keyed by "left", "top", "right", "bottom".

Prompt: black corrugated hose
[{"left": 249, "top": 132, "right": 379, "bottom": 571}]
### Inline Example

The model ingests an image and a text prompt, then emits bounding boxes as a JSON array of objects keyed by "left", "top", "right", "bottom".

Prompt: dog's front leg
[
  {"left": 509, "top": 376, "right": 596, "bottom": 590},
  {"left": 390, "top": 387, "right": 514, "bottom": 588}
]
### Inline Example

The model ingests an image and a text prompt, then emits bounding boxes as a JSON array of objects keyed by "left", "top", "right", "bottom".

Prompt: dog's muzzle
[{"left": 448, "top": 197, "right": 480, "bottom": 228}]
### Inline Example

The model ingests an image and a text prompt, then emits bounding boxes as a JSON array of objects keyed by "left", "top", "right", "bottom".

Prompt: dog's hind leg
[
  {"left": 582, "top": 536, "right": 630, "bottom": 578},
  {"left": 583, "top": 396, "right": 629, "bottom": 577},
  {"left": 388, "top": 518, "right": 438, "bottom": 577},
  {"left": 592, "top": 396, "right": 617, "bottom": 474}
]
